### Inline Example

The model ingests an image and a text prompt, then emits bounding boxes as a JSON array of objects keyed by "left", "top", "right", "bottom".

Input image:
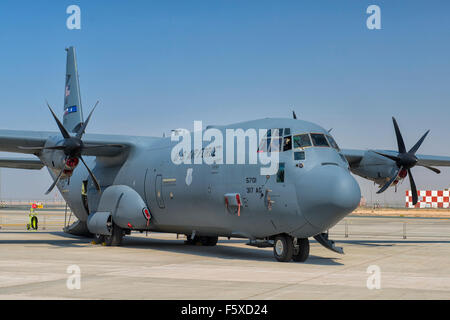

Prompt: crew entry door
[{"left": 144, "top": 169, "right": 165, "bottom": 211}]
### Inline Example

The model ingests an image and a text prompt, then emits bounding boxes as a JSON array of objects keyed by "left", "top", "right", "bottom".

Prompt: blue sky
[{"left": 0, "top": 0, "right": 449, "bottom": 204}]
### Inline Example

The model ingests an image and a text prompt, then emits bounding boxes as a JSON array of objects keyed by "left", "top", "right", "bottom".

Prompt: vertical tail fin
[{"left": 63, "top": 46, "right": 84, "bottom": 133}]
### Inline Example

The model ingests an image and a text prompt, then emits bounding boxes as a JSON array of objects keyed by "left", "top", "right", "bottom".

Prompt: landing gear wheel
[
  {"left": 104, "top": 223, "right": 124, "bottom": 246},
  {"left": 292, "top": 238, "right": 310, "bottom": 262},
  {"left": 93, "top": 234, "right": 105, "bottom": 244},
  {"left": 184, "top": 235, "right": 198, "bottom": 245},
  {"left": 200, "top": 236, "right": 218, "bottom": 246},
  {"left": 273, "top": 234, "right": 294, "bottom": 262}
]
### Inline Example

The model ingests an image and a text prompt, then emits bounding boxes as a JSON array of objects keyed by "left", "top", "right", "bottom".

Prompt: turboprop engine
[{"left": 87, "top": 185, "right": 151, "bottom": 236}]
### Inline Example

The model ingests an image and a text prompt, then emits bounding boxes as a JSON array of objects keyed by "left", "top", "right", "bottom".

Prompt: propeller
[
  {"left": 374, "top": 117, "right": 440, "bottom": 205},
  {"left": 292, "top": 111, "right": 297, "bottom": 120},
  {"left": 21, "top": 101, "right": 122, "bottom": 195},
  {"left": 43, "top": 101, "right": 104, "bottom": 194}
]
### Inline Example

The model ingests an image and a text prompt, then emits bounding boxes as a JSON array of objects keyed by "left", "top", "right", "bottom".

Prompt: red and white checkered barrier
[{"left": 406, "top": 190, "right": 450, "bottom": 208}]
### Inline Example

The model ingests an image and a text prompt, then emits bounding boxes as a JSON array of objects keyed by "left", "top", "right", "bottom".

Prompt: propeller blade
[
  {"left": 377, "top": 168, "right": 401, "bottom": 194},
  {"left": 420, "top": 165, "right": 441, "bottom": 174},
  {"left": 374, "top": 151, "right": 401, "bottom": 163},
  {"left": 18, "top": 146, "right": 46, "bottom": 150},
  {"left": 392, "top": 117, "right": 407, "bottom": 154},
  {"left": 18, "top": 146, "right": 67, "bottom": 151},
  {"left": 292, "top": 111, "right": 297, "bottom": 120},
  {"left": 82, "top": 144, "right": 123, "bottom": 149},
  {"left": 79, "top": 156, "right": 101, "bottom": 192},
  {"left": 45, "top": 163, "right": 66, "bottom": 195},
  {"left": 408, "top": 130, "right": 430, "bottom": 155},
  {"left": 42, "top": 146, "right": 67, "bottom": 150},
  {"left": 408, "top": 169, "right": 418, "bottom": 205},
  {"left": 76, "top": 101, "right": 99, "bottom": 139},
  {"left": 47, "top": 102, "right": 70, "bottom": 139}
]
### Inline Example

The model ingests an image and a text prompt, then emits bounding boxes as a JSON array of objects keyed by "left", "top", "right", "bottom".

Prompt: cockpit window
[
  {"left": 310, "top": 133, "right": 330, "bottom": 147},
  {"left": 269, "top": 137, "right": 282, "bottom": 152},
  {"left": 326, "top": 135, "right": 340, "bottom": 151},
  {"left": 293, "top": 134, "right": 312, "bottom": 149},
  {"left": 258, "top": 128, "right": 291, "bottom": 153},
  {"left": 283, "top": 135, "right": 292, "bottom": 151}
]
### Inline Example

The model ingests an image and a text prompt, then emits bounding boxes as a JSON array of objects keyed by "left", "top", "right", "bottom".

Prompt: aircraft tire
[
  {"left": 184, "top": 235, "right": 198, "bottom": 245},
  {"left": 200, "top": 236, "right": 218, "bottom": 246},
  {"left": 273, "top": 234, "right": 294, "bottom": 262},
  {"left": 104, "top": 224, "right": 123, "bottom": 246},
  {"left": 292, "top": 238, "right": 310, "bottom": 262},
  {"left": 94, "top": 234, "right": 105, "bottom": 244}
]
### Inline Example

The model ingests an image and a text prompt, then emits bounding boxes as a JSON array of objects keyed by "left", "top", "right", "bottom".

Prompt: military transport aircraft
[{"left": 1, "top": 47, "right": 450, "bottom": 262}]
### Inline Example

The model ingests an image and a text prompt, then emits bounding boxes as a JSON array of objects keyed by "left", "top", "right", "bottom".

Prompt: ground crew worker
[{"left": 27, "top": 203, "right": 38, "bottom": 231}]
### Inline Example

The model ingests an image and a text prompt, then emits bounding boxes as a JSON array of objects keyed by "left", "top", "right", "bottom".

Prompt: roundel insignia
[{"left": 142, "top": 208, "right": 151, "bottom": 220}]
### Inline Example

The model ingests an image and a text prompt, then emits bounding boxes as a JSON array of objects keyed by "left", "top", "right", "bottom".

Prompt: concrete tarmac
[{"left": 1, "top": 211, "right": 450, "bottom": 299}]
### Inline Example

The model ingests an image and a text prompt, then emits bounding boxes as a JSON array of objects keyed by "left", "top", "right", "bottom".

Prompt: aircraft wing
[
  {"left": 0, "top": 130, "right": 53, "bottom": 154},
  {"left": 340, "top": 149, "right": 365, "bottom": 167},
  {"left": 0, "top": 157, "right": 44, "bottom": 170},
  {"left": 342, "top": 149, "right": 450, "bottom": 168},
  {"left": 416, "top": 154, "right": 450, "bottom": 167},
  {"left": 0, "top": 129, "right": 135, "bottom": 158}
]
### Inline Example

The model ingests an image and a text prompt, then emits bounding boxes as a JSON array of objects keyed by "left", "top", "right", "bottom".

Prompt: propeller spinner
[{"left": 375, "top": 117, "right": 440, "bottom": 205}]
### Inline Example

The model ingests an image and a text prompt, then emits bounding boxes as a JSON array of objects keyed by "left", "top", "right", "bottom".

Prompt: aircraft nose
[{"left": 297, "top": 164, "right": 361, "bottom": 231}]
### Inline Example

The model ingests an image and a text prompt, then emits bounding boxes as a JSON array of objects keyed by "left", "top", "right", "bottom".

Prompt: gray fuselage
[{"left": 45, "top": 118, "right": 361, "bottom": 240}]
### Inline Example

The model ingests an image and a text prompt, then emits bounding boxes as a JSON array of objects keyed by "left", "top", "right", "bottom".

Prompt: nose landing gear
[{"left": 273, "top": 234, "right": 310, "bottom": 262}]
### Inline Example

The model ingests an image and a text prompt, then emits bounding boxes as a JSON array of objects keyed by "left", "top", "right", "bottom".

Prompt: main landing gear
[
  {"left": 93, "top": 223, "right": 124, "bottom": 246},
  {"left": 273, "top": 234, "right": 310, "bottom": 263},
  {"left": 185, "top": 235, "right": 218, "bottom": 246}
]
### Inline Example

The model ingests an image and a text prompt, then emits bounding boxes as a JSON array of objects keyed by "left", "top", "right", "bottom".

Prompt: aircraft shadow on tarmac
[
  {"left": 338, "top": 239, "right": 450, "bottom": 247},
  {"left": 0, "top": 231, "right": 88, "bottom": 248},
  {"left": 0, "top": 231, "right": 344, "bottom": 265},
  {"left": 6, "top": 232, "right": 449, "bottom": 264},
  {"left": 121, "top": 236, "right": 345, "bottom": 266}
]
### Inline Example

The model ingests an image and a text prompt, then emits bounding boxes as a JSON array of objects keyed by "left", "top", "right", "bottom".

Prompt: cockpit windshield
[
  {"left": 326, "top": 135, "right": 340, "bottom": 151},
  {"left": 258, "top": 129, "right": 339, "bottom": 153},
  {"left": 310, "top": 133, "right": 330, "bottom": 147},
  {"left": 293, "top": 134, "right": 312, "bottom": 149}
]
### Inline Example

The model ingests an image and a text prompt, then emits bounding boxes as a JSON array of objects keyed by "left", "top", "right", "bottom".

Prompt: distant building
[{"left": 406, "top": 190, "right": 450, "bottom": 208}]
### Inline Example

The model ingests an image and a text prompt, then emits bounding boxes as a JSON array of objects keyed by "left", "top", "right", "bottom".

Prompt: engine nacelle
[
  {"left": 349, "top": 150, "right": 398, "bottom": 186},
  {"left": 41, "top": 148, "right": 80, "bottom": 177},
  {"left": 87, "top": 185, "right": 151, "bottom": 235}
]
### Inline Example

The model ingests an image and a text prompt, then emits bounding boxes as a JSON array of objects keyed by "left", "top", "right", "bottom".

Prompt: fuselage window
[
  {"left": 326, "top": 135, "right": 340, "bottom": 151},
  {"left": 294, "top": 151, "right": 305, "bottom": 161},
  {"left": 293, "top": 134, "right": 312, "bottom": 149},
  {"left": 276, "top": 163, "right": 285, "bottom": 183},
  {"left": 311, "top": 133, "right": 330, "bottom": 147}
]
